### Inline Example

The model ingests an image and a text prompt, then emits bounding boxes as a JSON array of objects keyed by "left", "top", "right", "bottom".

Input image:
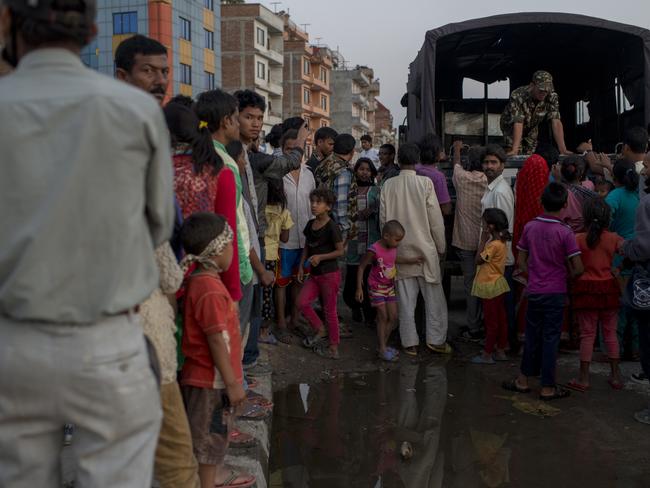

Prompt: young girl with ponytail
[{"left": 568, "top": 198, "right": 624, "bottom": 391}]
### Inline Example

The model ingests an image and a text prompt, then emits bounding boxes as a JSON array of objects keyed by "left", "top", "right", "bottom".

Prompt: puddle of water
[{"left": 270, "top": 358, "right": 648, "bottom": 488}]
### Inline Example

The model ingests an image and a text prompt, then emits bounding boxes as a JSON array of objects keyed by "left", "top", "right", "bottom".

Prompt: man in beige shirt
[
  {"left": 0, "top": 2, "right": 173, "bottom": 486},
  {"left": 380, "top": 143, "right": 450, "bottom": 356}
]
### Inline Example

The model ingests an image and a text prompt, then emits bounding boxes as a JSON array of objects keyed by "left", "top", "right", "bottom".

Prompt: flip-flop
[
  {"left": 607, "top": 378, "right": 624, "bottom": 390},
  {"left": 229, "top": 429, "right": 257, "bottom": 449},
  {"left": 237, "top": 402, "right": 271, "bottom": 421},
  {"left": 246, "top": 390, "right": 273, "bottom": 408},
  {"left": 215, "top": 468, "right": 255, "bottom": 488},
  {"left": 539, "top": 387, "right": 571, "bottom": 401},
  {"left": 565, "top": 379, "right": 590, "bottom": 392},
  {"left": 378, "top": 349, "right": 399, "bottom": 363},
  {"left": 258, "top": 332, "right": 278, "bottom": 345},
  {"left": 273, "top": 328, "right": 293, "bottom": 344},
  {"left": 501, "top": 379, "right": 531, "bottom": 394},
  {"left": 403, "top": 347, "right": 418, "bottom": 357}
]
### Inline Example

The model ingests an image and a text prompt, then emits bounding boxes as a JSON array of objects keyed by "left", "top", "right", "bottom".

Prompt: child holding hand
[
  {"left": 471, "top": 208, "right": 512, "bottom": 365},
  {"left": 356, "top": 220, "right": 422, "bottom": 362},
  {"left": 297, "top": 188, "right": 345, "bottom": 359}
]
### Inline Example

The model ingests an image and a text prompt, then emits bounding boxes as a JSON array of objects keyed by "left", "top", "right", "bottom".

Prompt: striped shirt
[{"left": 452, "top": 165, "right": 487, "bottom": 251}]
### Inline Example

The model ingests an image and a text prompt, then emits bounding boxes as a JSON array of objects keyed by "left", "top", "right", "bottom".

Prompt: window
[
  {"left": 256, "top": 61, "right": 266, "bottom": 80},
  {"left": 180, "top": 63, "right": 192, "bottom": 85},
  {"left": 204, "top": 29, "right": 214, "bottom": 50},
  {"left": 113, "top": 12, "right": 137, "bottom": 35},
  {"left": 180, "top": 17, "right": 191, "bottom": 41},
  {"left": 204, "top": 0, "right": 213, "bottom": 10},
  {"left": 615, "top": 77, "right": 634, "bottom": 114},
  {"left": 303, "top": 88, "right": 310, "bottom": 104},
  {"left": 303, "top": 58, "right": 310, "bottom": 75},
  {"left": 205, "top": 71, "right": 215, "bottom": 90},
  {"left": 320, "top": 94, "right": 327, "bottom": 111},
  {"left": 320, "top": 67, "right": 327, "bottom": 84},
  {"left": 256, "top": 27, "right": 266, "bottom": 47},
  {"left": 576, "top": 100, "right": 590, "bottom": 125}
]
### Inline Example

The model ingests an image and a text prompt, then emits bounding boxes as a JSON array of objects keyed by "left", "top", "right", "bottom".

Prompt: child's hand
[
  {"left": 355, "top": 287, "right": 364, "bottom": 303},
  {"left": 297, "top": 268, "right": 305, "bottom": 283},
  {"left": 226, "top": 382, "right": 246, "bottom": 409},
  {"left": 309, "top": 255, "right": 322, "bottom": 267},
  {"left": 260, "top": 270, "right": 275, "bottom": 287}
]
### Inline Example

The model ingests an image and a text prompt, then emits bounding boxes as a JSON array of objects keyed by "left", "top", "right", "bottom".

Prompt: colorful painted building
[{"left": 81, "top": 0, "right": 221, "bottom": 99}]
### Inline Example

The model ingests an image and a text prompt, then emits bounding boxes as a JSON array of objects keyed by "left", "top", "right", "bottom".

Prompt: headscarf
[
  {"left": 513, "top": 154, "right": 549, "bottom": 252},
  {"left": 180, "top": 223, "right": 234, "bottom": 274}
]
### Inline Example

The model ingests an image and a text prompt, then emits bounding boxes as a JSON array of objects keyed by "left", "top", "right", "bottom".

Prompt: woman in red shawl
[{"left": 512, "top": 144, "right": 558, "bottom": 340}]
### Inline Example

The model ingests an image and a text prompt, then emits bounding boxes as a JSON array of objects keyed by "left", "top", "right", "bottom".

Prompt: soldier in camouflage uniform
[{"left": 500, "top": 71, "right": 570, "bottom": 155}]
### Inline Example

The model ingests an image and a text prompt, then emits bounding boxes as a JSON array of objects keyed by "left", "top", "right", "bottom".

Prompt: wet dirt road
[{"left": 269, "top": 355, "right": 650, "bottom": 488}]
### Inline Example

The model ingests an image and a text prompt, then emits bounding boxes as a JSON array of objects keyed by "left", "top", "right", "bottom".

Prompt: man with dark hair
[
  {"left": 380, "top": 143, "right": 449, "bottom": 356},
  {"left": 500, "top": 70, "right": 570, "bottom": 155},
  {"left": 377, "top": 143, "right": 399, "bottom": 186},
  {"left": 622, "top": 126, "right": 649, "bottom": 196},
  {"left": 168, "top": 94, "right": 195, "bottom": 108},
  {"left": 360, "top": 133, "right": 380, "bottom": 169},
  {"left": 451, "top": 140, "right": 488, "bottom": 341},
  {"left": 306, "top": 126, "right": 338, "bottom": 173},
  {"left": 0, "top": 1, "right": 173, "bottom": 485},
  {"left": 481, "top": 143, "right": 516, "bottom": 346},
  {"left": 315, "top": 133, "right": 355, "bottom": 239},
  {"left": 115, "top": 34, "right": 169, "bottom": 104}
]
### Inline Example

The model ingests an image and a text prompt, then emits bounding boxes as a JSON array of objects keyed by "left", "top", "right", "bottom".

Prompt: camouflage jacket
[{"left": 500, "top": 85, "right": 561, "bottom": 153}]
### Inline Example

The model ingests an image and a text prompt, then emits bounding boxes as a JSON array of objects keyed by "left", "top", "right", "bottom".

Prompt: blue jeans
[
  {"left": 243, "top": 284, "right": 262, "bottom": 366},
  {"left": 520, "top": 293, "right": 566, "bottom": 387}
]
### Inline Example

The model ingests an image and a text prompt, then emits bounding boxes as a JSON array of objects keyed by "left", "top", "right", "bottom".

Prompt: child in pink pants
[{"left": 569, "top": 198, "right": 624, "bottom": 391}]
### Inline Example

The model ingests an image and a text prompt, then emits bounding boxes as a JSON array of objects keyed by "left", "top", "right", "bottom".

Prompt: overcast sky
[{"left": 257, "top": 0, "right": 650, "bottom": 128}]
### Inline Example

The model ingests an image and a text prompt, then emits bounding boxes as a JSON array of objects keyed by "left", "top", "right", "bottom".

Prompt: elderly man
[{"left": 501, "top": 70, "right": 570, "bottom": 155}]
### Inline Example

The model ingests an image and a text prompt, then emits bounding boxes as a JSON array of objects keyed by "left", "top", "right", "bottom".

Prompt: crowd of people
[{"left": 1, "top": 2, "right": 650, "bottom": 487}]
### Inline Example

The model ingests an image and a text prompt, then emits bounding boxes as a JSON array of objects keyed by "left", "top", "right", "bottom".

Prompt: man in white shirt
[
  {"left": 381, "top": 143, "right": 450, "bottom": 356},
  {"left": 0, "top": 1, "right": 172, "bottom": 485},
  {"left": 481, "top": 145, "right": 516, "bottom": 348},
  {"left": 360, "top": 134, "right": 380, "bottom": 170}
]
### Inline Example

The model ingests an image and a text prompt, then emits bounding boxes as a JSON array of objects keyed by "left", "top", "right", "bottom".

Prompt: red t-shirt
[
  {"left": 180, "top": 272, "right": 243, "bottom": 389},
  {"left": 575, "top": 231, "right": 623, "bottom": 281}
]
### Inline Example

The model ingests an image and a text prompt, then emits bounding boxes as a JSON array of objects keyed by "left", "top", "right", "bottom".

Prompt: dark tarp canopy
[{"left": 406, "top": 12, "right": 650, "bottom": 151}]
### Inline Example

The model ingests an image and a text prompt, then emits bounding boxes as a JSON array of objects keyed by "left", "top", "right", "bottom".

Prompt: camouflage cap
[{"left": 532, "top": 70, "right": 554, "bottom": 92}]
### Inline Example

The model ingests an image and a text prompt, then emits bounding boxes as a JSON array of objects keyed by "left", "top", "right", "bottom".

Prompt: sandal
[
  {"left": 426, "top": 342, "right": 453, "bottom": 354},
  {"left": 246, "top": 390, "right": 273, "bottom": 408},
  {"left": 608, "top": 378, "right": 624, "bottom": 390},
  {"left": 312, "top": 343, "right": 340, "bottom": 360},
  {"left": 215, "top": 468, "right": 255, "bottom": 488},
  {"left": 565, "top": 379, "right": 589, "bottom": 393},
  {"left": 501, "top": 379, "right": 531, "bottom": 394},
  {"left": 229, "top": 429, "right": 258, "bottom": 449},
  {"left": 403, "top": 346, "right": 418, "bottom": 357},
  {"left": 237, "top": 401, "right": 271, "bottom": 421},
  {"left": 378, "top": 349, "right": 399, "bottom": 363},
  {"left": 303, "top": 334, "right": 327, "bottom": 348},
  {"left": 539, "top": 387, "right": 571, "bottom": 401},
  {"left": 258, "top": 332, "right": 278, "bottom": 345},
  {"left": 274, "top": 328, "right": 293, "bottom": 344}
]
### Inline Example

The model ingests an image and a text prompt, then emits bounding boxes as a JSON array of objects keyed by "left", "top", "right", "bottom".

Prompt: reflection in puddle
[{"left": 270, "top": 360, "right": 511, "bottom": 488}]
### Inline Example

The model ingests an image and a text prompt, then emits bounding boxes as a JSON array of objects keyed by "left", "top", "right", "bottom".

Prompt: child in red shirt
[
  {"left": 179, "top": 212, "right": 254, "bottom": 488},
  {"left": 568, "top": 198, "right": 624, "bottom": 391}
]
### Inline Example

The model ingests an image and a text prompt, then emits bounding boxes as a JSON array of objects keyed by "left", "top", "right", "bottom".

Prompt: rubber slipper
[
  {"left": 565, "top": 379, "right": 589, "bottom": 392},
  {"left": 403, "top": 347, "right": 418, "bottom": 357},
  {"left": 539, "top": 387, "right": 571, "bottom": 401},
  {"left": 229, "top": 429, "right": 257, "bottom": 449},
  {"left": 608, "top": 378, "right": 624, "bottom": 390},
  {"left": 312, "top": 343, "right": 339, "bottom": 359},
  {"left": 378, "top": 349, "right": 399, "bottom": 363},
  {"left": 258, "top": 332, "right": 278, "bottom": 345},
  {"left": 237, "top": 402, "right": 271, "bottom": 421},
  {"left": 274, "top": 328, "right": 293, "bottom": 344},
  {"left": 501, "top": 379, "right": 531, "bottom": 394},
  {"left": 246, "top": 391, "right": 273, "bottom": 408},
  {"left": 215, "top": 468, "right": 255, "bottom": 488},
  {"left": 471, "top": 355, "right": 496, "bottom": 365}
]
